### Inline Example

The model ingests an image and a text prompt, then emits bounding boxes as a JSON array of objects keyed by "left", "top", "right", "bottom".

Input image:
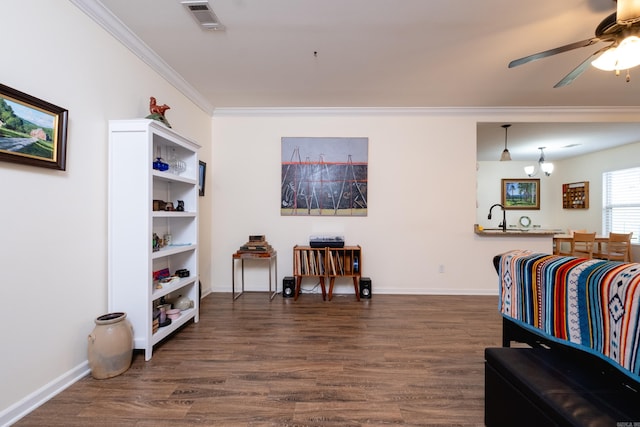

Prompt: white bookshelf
[{"left": 108, "top": 119, "right": 200, "bottom": 360}]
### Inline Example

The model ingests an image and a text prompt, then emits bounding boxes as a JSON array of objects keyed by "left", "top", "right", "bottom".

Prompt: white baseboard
[
  {"left": 366, "top": 287, "right": 499, "bottom": 295},
  {"left": 210, "top": 287, "right": 498, "bottom": 296},
  {"left": 0, "top": 362, "right": 90, "bottom": 427}
]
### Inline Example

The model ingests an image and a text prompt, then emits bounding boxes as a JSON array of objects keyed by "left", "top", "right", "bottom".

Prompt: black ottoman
[{"left": 485, "top": 347, "right": 640, "bottom": 427}]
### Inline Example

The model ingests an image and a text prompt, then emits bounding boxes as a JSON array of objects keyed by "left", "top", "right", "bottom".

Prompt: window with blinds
[{"left": 603, "top": 167, "right": 640, "bottom": 243}]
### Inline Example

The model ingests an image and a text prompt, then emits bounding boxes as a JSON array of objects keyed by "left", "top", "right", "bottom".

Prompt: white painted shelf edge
[
  {"left": 151, "top": 244, "right": 197, "bottom": 259},
  {"left": 149, "top": 307, "right": 197, "bottom": 346},
  {"left": 152, "top": 277, "right": 197, "bottom": 300},
  {"left": 152, "top": 211, "right": 197, "bottom": 218},
  {"left": 153, "top": 169, "right": 197, "bottom": 185}
]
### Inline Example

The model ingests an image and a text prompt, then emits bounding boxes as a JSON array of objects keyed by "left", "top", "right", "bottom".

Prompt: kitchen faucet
[{"left": 488, "top": 203, "right": 506, "bottom": 232}]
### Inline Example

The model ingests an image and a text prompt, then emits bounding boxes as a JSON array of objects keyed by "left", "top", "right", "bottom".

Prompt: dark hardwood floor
[{"left": 16, "top": 293, "right": 502, "bottom": 426}]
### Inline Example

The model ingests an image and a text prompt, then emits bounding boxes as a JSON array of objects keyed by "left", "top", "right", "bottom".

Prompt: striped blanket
[{"left": 498, "top": 249, "right": 640, "bottom": 382}]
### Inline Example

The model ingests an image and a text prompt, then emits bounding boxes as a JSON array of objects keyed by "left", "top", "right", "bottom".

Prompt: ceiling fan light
[
  {"left": 592, "top": 47, "right": 619, "bottom": 71},
  {"left": 524, "top": 147, "right": 554, "bottom": 177},
  {"left": 614, "top": 36, "right": 640, "bottom": 69},
  {"left": 592, "top": 36, "right": 640, "bottom": 71}
]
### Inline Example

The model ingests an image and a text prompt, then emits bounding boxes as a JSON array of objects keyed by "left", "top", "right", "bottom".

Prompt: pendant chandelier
[
  {"left": 500, "top": 124, "right": 512, "bottom": 161},
  {"left": 525, "top": 147, "right": 554, "bottom": 177}
]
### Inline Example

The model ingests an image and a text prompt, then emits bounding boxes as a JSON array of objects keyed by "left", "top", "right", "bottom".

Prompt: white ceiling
[
  {"left": 73, "top": 0, "right": 640, "bottom": 159},
  {"left": 477, "top": 122, "right": 640, "bottom": 161},
  {"left": 80, "top": 0, "right": 640, "bottom": 110}
]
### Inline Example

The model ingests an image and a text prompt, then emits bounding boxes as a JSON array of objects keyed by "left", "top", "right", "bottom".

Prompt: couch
[{"left": 485, "top": 250, "right": 640, "bottom": 426}]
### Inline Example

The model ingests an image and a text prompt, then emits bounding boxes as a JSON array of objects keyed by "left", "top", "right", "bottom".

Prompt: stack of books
[{"left": 236, "top": 235, "right": 274, "bottom": 256}]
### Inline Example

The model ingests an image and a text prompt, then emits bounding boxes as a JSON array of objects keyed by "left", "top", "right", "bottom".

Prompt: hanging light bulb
[
  {"left": 500, "top": 124, "right": 512, "bottom": 161},
  {"left": 525, "top": 147, "right": 554, "bottom": 177}
]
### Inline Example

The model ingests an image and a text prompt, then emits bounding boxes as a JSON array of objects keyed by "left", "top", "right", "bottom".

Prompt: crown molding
[
  {"left": 212, "top": 106, "right": 640, "bottom": 117},
  {"left": 70, "top": 0, "right": 214, "bottom": 115}
]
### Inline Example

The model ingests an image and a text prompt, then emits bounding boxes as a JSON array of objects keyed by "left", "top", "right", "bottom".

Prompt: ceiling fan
[{"left": 509, "top": 0, "right": 640, "bottom": 87}]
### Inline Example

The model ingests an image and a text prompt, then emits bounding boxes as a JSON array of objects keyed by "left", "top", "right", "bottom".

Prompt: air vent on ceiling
[{"left": 181, "top": 0, "right": 225, "bottom": 31}]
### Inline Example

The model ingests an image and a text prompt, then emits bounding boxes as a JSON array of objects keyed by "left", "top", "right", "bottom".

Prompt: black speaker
[
  {"left": 359, "top": 277, "right": 372, "bottom": 299},
  {"left": 283, "top": 276, "right": 295, "bottom": 298}
]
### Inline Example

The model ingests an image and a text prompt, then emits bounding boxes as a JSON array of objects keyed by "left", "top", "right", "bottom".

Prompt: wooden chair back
[
  {"left": 606, "top": 232, "right": 633, "bottom": 262},
  {"left": 555, "top": 229, "right": 586, "bottom": 256},
  {"left": 571, "top": 232, "right": 596, "bottom": 259}
]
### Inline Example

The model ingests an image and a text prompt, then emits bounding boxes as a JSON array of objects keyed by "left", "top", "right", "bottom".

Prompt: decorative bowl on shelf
[
  {"left": 166, "top": 308, "right": 181, "bottom": 320},
  {"left": 173, "top": 295, "right": 194, "bottom": 310}
]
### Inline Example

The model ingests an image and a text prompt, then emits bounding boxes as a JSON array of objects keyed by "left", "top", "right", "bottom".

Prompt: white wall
[
  {"left": 477, "top": 160, "right": 560, "bottom": 230},
  {"left": 211, "top": 110, "right": 542, "bottom": 298},
  {"left": 552, "top": 141, "right": 640, "bottom": 233},
  {"left": 477, "top": 141, "right": 640, "bottom": 234},
  {"left": 554, "top": 141, "right": 640, "bottom": 261},
  {"left": 0, "top": 1, "right": 212, "bottom": 423},
  {"left": 210, "top": 109, "right": 640, "bottom": 300}
]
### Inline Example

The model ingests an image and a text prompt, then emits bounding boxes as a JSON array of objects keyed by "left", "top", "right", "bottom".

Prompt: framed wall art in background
[
  {"left": 199, "top": 160, "right": 206, "bottom": 196},
  {"left": 281, "top": 136, "right": 368, "bottom": 216},
  {"left": 501, "top": 178, "right": 540, "bottom": 210},
  {"left": 0, "top": 83, "right": 68, "bottom": 170}
]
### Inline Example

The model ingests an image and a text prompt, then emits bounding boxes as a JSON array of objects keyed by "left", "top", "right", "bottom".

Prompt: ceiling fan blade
[
  {"left": 553, "top": 44, "right": 614, "bottom": 88},
  {"left": 508, "top": 38, "right": 601, "bottom": 68}
]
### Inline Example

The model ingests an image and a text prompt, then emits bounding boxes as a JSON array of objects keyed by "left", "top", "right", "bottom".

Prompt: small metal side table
[{"left": 232, "top": 251, "right": 278, "bottom": 300}]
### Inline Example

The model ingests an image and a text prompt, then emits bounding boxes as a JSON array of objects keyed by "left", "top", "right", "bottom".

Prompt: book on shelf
[
  {"left": 302, "top": 250, "right": 308, "bottom": 274},
  {"left": 329, "top": 251, "right": 336, "bottom": 275},
  {"left": 239, "top": 244, "right": 271, "bottom": 251},
  {"left": 317, "top": 250, "right": 324, "bottom": 275},
  {"left": 311, "top": 250, "right": 317, "bottom": 275}
]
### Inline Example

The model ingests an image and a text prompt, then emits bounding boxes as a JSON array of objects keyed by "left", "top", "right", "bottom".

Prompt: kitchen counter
[{"left": 474, "top": 224, "right": 560, "bottom": 237}]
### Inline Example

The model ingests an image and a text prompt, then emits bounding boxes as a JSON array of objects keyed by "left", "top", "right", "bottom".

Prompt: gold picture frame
[
  {"left": 501, "top": 178, "right": 540, "bottom": 210},
  {"left": 0, "top": 83, "right": 68, "bottom": 170}
]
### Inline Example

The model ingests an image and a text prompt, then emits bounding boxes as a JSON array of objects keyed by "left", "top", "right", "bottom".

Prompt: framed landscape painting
[
  {"left": 501, "top": 178, "right": 540, "bottom": 210},
  {"left": 0, "top": 83, "right": 68, "bottom": 170}
]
